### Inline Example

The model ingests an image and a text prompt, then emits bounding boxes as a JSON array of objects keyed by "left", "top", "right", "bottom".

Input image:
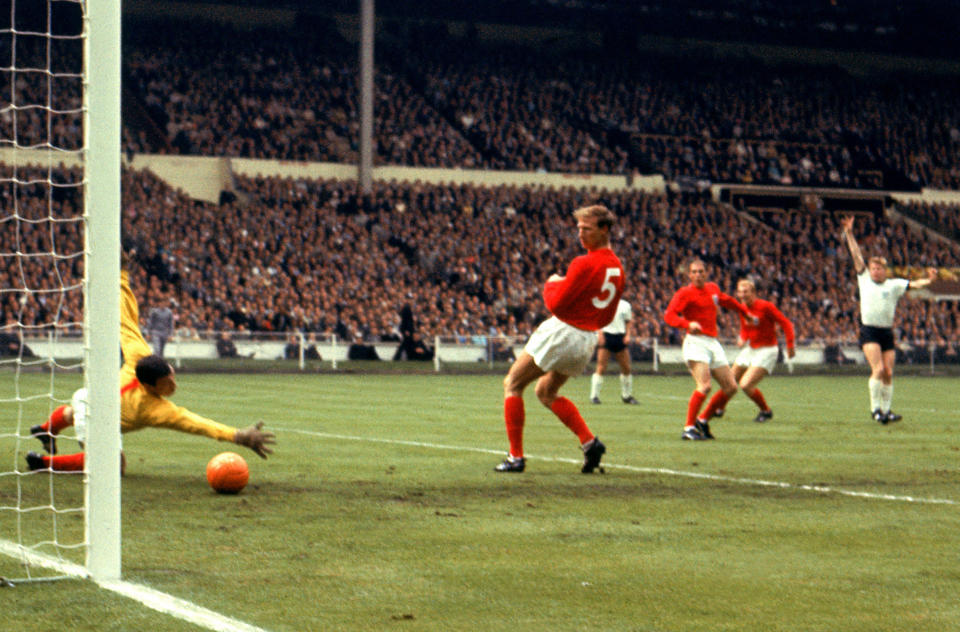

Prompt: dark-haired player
[{"left": 27, "top": 269, "right": 274, "bottom": 472}]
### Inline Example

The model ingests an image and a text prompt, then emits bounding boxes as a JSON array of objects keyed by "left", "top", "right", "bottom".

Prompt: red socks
[
  {"left": 42, "top": 405, "right": 73, "bottom": 435},
  {"left": 504, "top": 396, "right": 596, "bottom": 456},
  {"left": 701, "top": 391, "right": 730, "bottom": 421},
  {"left": 504, "top": 396, "right": 525, "bottom": 459},
  {"left": 686, "top": 390, "right": 707, "bottom": 427},
  {"left": 45, "top": 453, "right": 85, "bottom": 472},
  {"left": 550, "top": 397, "right": 594, "bottom": 444},
  {"left": 748, "top": 389, "right": 770, "bottom": 412}
]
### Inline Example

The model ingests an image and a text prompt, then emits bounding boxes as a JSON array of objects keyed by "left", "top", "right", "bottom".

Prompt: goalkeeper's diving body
[{"left": 26, "top": 269, "right": 275, "bottom": 472}]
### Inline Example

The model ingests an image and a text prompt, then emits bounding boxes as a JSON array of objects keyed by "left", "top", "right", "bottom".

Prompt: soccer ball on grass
[{"left": 206, "top": 451, "right": 249, "bottom": 494}]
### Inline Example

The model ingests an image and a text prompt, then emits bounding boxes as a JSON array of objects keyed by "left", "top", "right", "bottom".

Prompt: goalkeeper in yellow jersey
[{"left": 26, "top": 268, "right": 275, "bottom": 473}]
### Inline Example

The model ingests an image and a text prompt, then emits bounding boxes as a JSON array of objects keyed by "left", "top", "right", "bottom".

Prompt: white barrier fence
[{"left": 8, "top": 331, "right": 921, "bottom": 372}]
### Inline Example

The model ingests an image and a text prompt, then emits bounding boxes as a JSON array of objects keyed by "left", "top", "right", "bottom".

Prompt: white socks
[
  {"left": 590, "top": 373, "right": 602, "bottom": 399},
  {"left": 880, "top": 383, "right": 893, "bottom": 413},
  {"left": 593, "top": 373, "right": 634, "bottom": 400},
  {"left": 868, "top": 377, "right": 883, "bottom": 411}
]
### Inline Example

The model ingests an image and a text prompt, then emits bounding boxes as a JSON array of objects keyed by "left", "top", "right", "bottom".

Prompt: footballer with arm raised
[
  {"left": 840, "top": 215, "right": 937, "bottom": 424},
  {"left": 495, "top": 204, "right": 624, "bottom": 474}
]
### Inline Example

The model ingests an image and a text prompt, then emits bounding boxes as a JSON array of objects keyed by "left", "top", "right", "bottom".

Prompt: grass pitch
[{"left": 2, "top": 371, "right": 960, "bottom": 631}]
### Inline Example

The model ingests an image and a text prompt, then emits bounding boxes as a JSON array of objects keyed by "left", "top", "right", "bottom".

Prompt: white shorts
[
  {"left": 70, "top": 387, "right": 122, "bottom": 448},
  {"left": 682, "top": 334, "right": 729, "bottom": 370},
  {"left": 71, "top": 387, "right": 88, "bottom": 444},
  {"left": 524, "top": 316, "right": 595, "bottom": 376},
  {"left": 733, "top": 345, "right": 779, "bottom": 373}
]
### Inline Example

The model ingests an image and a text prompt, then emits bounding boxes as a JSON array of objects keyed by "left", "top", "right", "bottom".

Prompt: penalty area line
[
  {"left": 284, "top": 428, "right": 958, "bottom": 507},
  {"left": 0, "top": 540, "right": 269, "bottom": 632}
]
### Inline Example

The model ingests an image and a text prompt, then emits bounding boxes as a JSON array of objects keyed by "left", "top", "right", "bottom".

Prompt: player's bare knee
[{"left": 534, "top": 382, "right": 558, "bottom": 406}]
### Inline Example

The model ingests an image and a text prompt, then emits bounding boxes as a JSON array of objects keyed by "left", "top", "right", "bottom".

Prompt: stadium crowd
[
  {"left": 5, "top": 166, "right": 960, "bottom": 362},
  {"left": 5, "top": 14, "right": 960, "bottom": 363},
  {"left": 116, "top": 18, "right": 960, "bottom": 191},
  {"left": 6, "top": 16, "right": 960, "bottom": 191}
]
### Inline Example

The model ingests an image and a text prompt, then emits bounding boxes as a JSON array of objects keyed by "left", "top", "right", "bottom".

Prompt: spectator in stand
[
  {"left": 146, "top": 297, "right": 176, "bottom": 358},
  {"left": 216, "top": 331, "right": 240, "bottom": 359}
]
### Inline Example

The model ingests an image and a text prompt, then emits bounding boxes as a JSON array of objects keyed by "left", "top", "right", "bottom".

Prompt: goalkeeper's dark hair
[{"left": 135, "top": 354, "right": 173, "bottom": 385}]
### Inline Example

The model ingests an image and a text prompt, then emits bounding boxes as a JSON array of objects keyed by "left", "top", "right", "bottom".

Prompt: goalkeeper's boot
[
  {"left": 753, "top": 410, "right": 774, "bottom": 423},
  {"left": 695, "top": 419, "right": 715, "bottom": 440},
  {"left": 29, "top": 425, "right": 57, "bottom": 454},
  {"left": 494, "top": 455, "right": 525, "bottom": 473},
  {"left": 883, "top": 410, "right": 902, "bottom": 424},
  {"left": 621, "top": 396, "right": 640, "bottom": 405},
  {"left": 581, "top": 437, "right": 606, "bottom": 474},
  {"left": 25, "top": 451, "right": 47, "bottom": 471}
]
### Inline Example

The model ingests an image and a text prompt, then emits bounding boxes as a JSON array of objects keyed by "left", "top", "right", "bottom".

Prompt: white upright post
[
  {"left": 298, "top": 331, "right": 305, "bottom": 371},
  {"left": 84, "top": 0, "right": 123, "bottom": 582}
]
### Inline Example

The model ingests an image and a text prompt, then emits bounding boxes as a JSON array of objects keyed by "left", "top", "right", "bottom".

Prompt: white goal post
[
  {"left": 0, "top": 0, "right": 121, "bottom": 583},
  {"left": 84, "top": 0, "right": 122, "bottom": 582}
]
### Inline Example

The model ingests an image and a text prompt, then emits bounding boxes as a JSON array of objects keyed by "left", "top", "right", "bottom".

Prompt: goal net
[{"left": 0, "top": 0, "right": 121, "bottom": 584}]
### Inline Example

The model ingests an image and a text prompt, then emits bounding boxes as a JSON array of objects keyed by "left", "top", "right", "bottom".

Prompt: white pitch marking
[
  {"left": 284, "top": 428, "right": 958, "bottom": 506},
  {"left": 0, "top": 540, "right": 269, "bottom": 632}
]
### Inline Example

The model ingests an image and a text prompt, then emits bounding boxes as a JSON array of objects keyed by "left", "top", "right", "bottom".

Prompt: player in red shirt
[
  {"left": 495, "top": 204, "right": 624, "bottom": 474},
  {"left": 723, "top": 279, "right": 796, "bottom": 423},
  {"left": 663, "top": 259, "right": 752, "bottom": 440}
]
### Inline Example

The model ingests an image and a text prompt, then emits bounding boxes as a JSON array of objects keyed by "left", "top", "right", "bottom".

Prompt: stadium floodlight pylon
[{"left": 0, "top": 0, "right": 121, "bottom": 584}]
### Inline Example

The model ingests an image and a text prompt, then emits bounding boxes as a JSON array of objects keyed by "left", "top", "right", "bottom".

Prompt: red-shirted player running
[
  {"left": 723, "top": 279, "right": 796, "bottom": 423},
  {"left": 663, "top": 259, "right": 752, "bottom": 441},
  {"left": 496, "top": 204, "right": 624, "bottom": 473}
]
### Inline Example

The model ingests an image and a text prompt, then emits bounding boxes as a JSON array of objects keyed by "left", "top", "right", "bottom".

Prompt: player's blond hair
[
  {"left": 737, "top": 278, "right": 756, "bottom": 291},
  {"left": 573, "top": 204, "right": 615, "bottom": 229},
  {"left": 868, "top": 255, "right": 888, "bottom": 267}
]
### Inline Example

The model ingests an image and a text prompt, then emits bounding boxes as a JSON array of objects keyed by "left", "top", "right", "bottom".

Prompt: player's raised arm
[
  {"left": 840, "top": 215, "right": 866, "bottom": 274},
  {"left": 907, "top": 266, "right": 939, "bottom": 290}
]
